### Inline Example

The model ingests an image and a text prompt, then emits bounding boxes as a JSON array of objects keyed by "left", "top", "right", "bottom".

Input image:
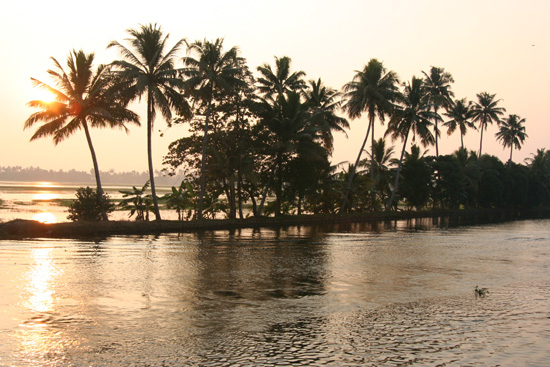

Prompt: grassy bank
[{"left": 1, "top": 207, "right": 550, "bottom": 240}]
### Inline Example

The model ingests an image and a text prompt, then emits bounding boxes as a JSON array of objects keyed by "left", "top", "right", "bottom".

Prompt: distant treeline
[{"left": 0, "top": 166, "right": 182, "bottom": 186}]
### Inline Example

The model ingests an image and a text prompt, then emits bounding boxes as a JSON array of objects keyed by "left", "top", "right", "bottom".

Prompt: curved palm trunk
[
  {"left": 147, "top": 92, "right": 162, "bottom": 221},
  {"left": 460, "top": 133, "right": 464, "bottom": 150},
  {"left": 386, "top": 130, "right": 409, "bottom": 211},
  {"left": 340, "top": 118, "right": 372, "bottom": 213},
  {"left": 509, "top": 145, "right": 513, "bottom": 164},
  {"left": 82, "top": 121, "right": 108, "bottom": 221},
  {"left": 198, "top": 96, "right": 213, "bottom": 220}
]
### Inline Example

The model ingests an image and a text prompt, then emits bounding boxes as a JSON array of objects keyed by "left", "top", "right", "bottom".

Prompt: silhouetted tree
[
  {"left": 385, "top": 76, "right": 435, "bottom": 210},
  {"left": 471, "top": 92, "right": 505, "bottom": 158},
  {"left": 341, "top": 58, "right": 399, "bottom": 211},
  {"left": 25, "top": 50, "right": 139, "bottom": 221},
  {"left": 181, "top": 38, "right": 245, "bottom": 219},
  {"left": 108, "top": 23, "right": 191, "bottom": 220},
  {"left": 496, "top": 114, "right": 527, "bottom": 163}
]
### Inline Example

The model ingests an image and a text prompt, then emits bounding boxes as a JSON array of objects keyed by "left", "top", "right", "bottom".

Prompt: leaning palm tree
[
  {"left": 443, "top": 98, "right": 476, "bottom": 150},
  {"left": 340, "top": 58, "right": 399, "bottom": 212},
  {"left": 496, "top": 114, "right": 527, "bottom": 163},
  {"left": 471, "top": 92, "right": 506, "bottom": 158},
  {"left": 108, "top": 23, "right": 191, "bottom": 220},
  {"left": 25, "top": 50, "right": 140, "bottom": 221},
  {"left": 385, "top": 76, "right": 436, "bottom": 211},
  {"left": 303, "top": 78, "right": 349, "bottom": 154},
  {"left": 257, "top": 56, "right": 307, "bottom": 101},
  {"left": 181, "top": 38, "right": 245, "bottom": 219},
  {"left": 422, "top": 66, "right": 454, "bottom": 157}
]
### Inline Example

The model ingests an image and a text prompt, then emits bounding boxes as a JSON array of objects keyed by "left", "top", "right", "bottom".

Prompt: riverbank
[{"left": 2, "top": 207, "right": 550, "bottom": 239}]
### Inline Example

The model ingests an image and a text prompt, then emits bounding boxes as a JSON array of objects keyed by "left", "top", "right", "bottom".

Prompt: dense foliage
[
  {"left": 67, "top": 187, "right": 114, "bottom": 222},
  {"left": 25, "top": 23, "right": 548, "bottom": 222}
]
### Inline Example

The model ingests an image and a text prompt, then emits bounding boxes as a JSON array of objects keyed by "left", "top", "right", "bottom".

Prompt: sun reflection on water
[
  {"left": 25, "top": 247, "right": 60, "bottom": 313},
  {"left": 15, "top": 246, "right": 68, "bottom": 363},
  {"left": 33, "top": 193, "right": 59, "bottom": 201}
]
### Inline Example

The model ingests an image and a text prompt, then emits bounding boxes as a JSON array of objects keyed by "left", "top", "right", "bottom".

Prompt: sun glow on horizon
[{"left": 32, "top": 212, "right": 57, "bottom": 223}]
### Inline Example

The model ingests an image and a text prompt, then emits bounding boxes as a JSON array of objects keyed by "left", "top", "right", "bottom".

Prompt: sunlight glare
[
  {"left": 29, "top": 87, "right": 57, "bottom": 103},
  {"left": 33, "top": 193, "right": 58, "bottom": 201},
  {"left": 32, "top": 212, "right": 57, "bottom": 224}
]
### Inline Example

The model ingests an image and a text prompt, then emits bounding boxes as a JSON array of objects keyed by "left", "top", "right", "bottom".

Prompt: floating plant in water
[{"left": 475, "top": 285, "right": 489, "bottom": 298}]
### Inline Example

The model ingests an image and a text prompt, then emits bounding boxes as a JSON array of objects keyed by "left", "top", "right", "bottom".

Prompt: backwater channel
[{"left": 1, "top": 218, "right": 549, "bottom": 366}]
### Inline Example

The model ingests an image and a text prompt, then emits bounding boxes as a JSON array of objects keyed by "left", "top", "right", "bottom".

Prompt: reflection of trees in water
[{"left": 183, "top": 227, "right": 330, "bottom": 336}]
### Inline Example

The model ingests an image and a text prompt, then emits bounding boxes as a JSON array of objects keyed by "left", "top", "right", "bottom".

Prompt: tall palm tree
[
  {"left": 108, "top": 23, "right": 191, "bottom": 220},
  {"left": 25, "top": 50, "right": 140, "bottom": 221},
  {"left": 385, "top": 76, "right": 436, "bottom": 210},
  {"left": 341, "top": 58, "right": 399, "bottom": 212},
  {"left": 303, "top": 78, "right": 349, "bottom": 154},
  {"left": 256, "top": 91, "right": 321, "bottom": 216},
  {"left": 471, "top": 92, "right": 505, "bottom": 158},
  {"left": 444, "top": 98, "right": 476, "bottom": 149},
  {"left": 422, "top": 66, "right": 454, "bottom": 157},
  {"left": 496, "top": 114, "right": 527, "bottom": 163},
  {"left": 181, "top": 38, "right": 245, "bottom": 219},
  {"left": 257, "top": 56, "right": 307, "bottom": 100}
]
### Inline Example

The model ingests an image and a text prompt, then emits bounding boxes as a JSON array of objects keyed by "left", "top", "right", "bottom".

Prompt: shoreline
[{"left": 2, "top": 207, "right": 550, "bottom": 240}]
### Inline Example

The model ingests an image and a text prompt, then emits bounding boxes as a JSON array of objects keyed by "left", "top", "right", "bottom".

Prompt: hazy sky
[{"left": 1, "top": 0, "right": 548, "bottom": 174}]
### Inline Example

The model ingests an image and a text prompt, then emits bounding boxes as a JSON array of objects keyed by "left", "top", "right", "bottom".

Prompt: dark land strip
[{"left": 1, "top": 207, "right": 550, "bottom": 240}]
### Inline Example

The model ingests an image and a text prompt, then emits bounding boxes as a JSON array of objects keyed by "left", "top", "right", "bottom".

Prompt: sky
[{"left": 1, "top": 0, "right": 549, "bottom": 174}]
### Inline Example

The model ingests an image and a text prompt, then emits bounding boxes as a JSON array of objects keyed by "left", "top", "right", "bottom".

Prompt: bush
[{"left": 67, "top": 187, "right": 114, "bottom": 222}]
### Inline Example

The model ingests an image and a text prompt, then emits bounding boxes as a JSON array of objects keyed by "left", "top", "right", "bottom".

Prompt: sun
[
  {"left": 28, "top": 79, "right": 58, "bottom": 103},
  {"left": 32, "top": 212, "right": 57, "bottom": 224},
  {"left": 30, "top": 87, "right": 57, "bottom": 103}
]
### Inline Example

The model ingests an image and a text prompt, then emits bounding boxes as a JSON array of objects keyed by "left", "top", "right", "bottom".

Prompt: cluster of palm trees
[{"left": 25, "top": 23, "right": 535, "bottom": 221}]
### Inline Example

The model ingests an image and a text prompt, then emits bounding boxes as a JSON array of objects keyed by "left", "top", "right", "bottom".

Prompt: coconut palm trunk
[
  {"left": 340, "top": 118, "right": 372, "bottom": 212},
  {"left": 434, "top": 106, "right": 439, "bottom": 157},
  {"left": 146, "top": 92, "right": 162, "bottom": 220},
  {"left": 198, "top": 95, "right": 213, "bottom": 219},
  {"left": 82, "top": 121, "right": 108, "bottom": 221},
  {"left": 386, "top": 130, "right": 409, "bottom": 211},
  {"left": 479, "top": 126, "right": 485, "bottom": 158}
]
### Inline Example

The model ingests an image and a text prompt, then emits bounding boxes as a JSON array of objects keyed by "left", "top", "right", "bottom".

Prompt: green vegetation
[
  {"left": 25, "top": 23, "right": 550, "bottom": 223},
  {"left": 67, "top": 187, "right": 114, "bottom": 222}
]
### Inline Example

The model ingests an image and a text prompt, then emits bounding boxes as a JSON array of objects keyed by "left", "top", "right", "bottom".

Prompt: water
[
  {"left": 0, "top": 181, "right": 176, "bottom": 223},
  {"left": 1, "top": 219, "right": 549, "bottom": 366}
]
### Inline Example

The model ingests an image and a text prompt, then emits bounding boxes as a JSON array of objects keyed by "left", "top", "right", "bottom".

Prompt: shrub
[{"left": 67, "top": 187, "right": 114, "bottom": 222}]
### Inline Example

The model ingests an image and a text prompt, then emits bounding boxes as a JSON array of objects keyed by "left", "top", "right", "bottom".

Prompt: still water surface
[{"left": 1, "top": 219, "right": 549, "bottom": 366}]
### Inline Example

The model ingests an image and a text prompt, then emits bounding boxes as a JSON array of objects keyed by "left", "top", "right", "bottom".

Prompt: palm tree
[
  {"left": 496, "top": 114, "right": 527, "bottom": 163},
  {"left": 256, "top": 91, "right": 321, "bottom": 216},
  {"left": 108, "top": 23, "right": 191, "bottom": 220},
  {"left": 341, "top": 58, "right": 399, "bottom": 211},
  {"left": 181, "top": 38, "right": 245, "bottom": 219},
  {"left": 303, "top": 78, "right": 349, "bottom": 154},
  {"left": 361, "top": 137, "right": 395, "bottom": 205},
  {"left": 257, "top": 56, "right": 307, "bottom": 100},
  {"left": 24, "top": 50, "right": 140, "bottom": 221},
  {"left": 422, "top": 66, "right": 454, "bottom": 157},
  {"left": 471, "top": 92, "right": 506, "bottom": 158},
  {"left": 444, "top": 98, "right": 476, "bottom": 150},
  {"left": 385, "top": 76, "right": 436, "bottom": 210}
]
